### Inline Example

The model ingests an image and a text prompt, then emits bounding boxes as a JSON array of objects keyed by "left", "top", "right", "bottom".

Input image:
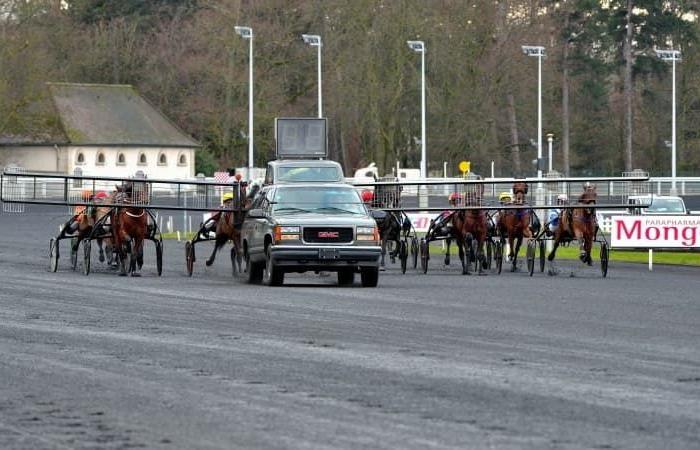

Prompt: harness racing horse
[
  {"left": 547, "top": 183, "right": 598, "bottom": 271},
  {"left": 451, "top": 186, "right": 489, "bottom": 275},
  {"left": 111, "top": 181, "right": 150, "bottom": 276},
  {"left": 371, "top": 182, "right": 409, "bottom": 270},
  {"left": 203, "top": 183, "right": 254, "bottom": 275},
  {"left": 497, "top": 181, "right": 539, "bottom": 272}
]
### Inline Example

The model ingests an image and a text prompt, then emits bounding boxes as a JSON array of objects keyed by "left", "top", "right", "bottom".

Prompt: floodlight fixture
[
  {"left": 302, "top": 34, "right": 322, "bottom": 46},
  {"left": 521, "top": 45, "right": 546, "bottom": 57},
  {"left": 234, "top": 26, "right": 252, "bottom": 39},
  {"left": 407, "top": 40, "right": 425, "bottom": 53}
]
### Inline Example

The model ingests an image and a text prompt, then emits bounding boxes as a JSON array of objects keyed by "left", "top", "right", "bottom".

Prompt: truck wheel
[
  {"left": 263, "top": 247, "right": 284, "bottom": 286},
  {"left": 337, "top": 269, "right": 355, "bottom": 286},
  {"left": 360, "top": 267, "right": 379, "bottom": 287},
  {"left": 245, "top": 251, "right": 263, "bottom": 284}
]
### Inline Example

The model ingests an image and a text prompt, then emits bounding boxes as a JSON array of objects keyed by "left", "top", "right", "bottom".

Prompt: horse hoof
[
  {"left": 379, "top": 266, "right": 386, "bottom": 272},
  {"left": 98, "top": 254, "right": 105, "bottom": 263},
  {"left": 205, "top": 260, "right": 213, "bottom": 267},
  {"left": 131, "top": 272, "right": 141, "bottom": 277},
  {"left": 547, "top": 269, "right": 558, "bottom": 276},
  {"left": 119, "top": 272, "right": 127, "bottom": 277}
]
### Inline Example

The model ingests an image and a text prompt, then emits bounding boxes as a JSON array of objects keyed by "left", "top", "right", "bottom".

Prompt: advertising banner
[{"left": 611, "top": 215, "right": 700, "bottom": 248}]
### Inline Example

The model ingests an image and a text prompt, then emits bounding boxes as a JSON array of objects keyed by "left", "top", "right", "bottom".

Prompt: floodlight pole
[
  {"left": 235, "top": 26, "right": 254, "bottom": 179},
  {"left": 407, "top": 40, "right": 427, "bottom": 178},
  {"left": 522, "top": 45, "right": 545, "bottom": 180},
  {"left": 302, "top": 34, "right": 323, "bottom": 118},
  {"left": 547, "top": 133, "right": 554, "bottom": 173},
  {"left": 656, "top": 49, "right": 681, "bottom": 195}
]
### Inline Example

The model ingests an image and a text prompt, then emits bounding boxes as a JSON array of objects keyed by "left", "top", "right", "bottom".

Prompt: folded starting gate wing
[
  {"left": 0, "top": 171, "right": 248, "bottom": 212},
  {"left": 352, "top": 175, "right": 651, "bottom": 211}
]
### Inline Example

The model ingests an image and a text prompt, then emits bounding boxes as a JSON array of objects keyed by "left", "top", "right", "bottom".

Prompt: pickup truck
[
  {"left": 627, "top": 195, "right": 689, "bottom": 215},
  {"left": 241, "top": 182, "right": 381, "bottom": 287}
]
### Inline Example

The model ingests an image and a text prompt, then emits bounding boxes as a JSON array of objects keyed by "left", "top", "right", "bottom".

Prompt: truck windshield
[
  {"left": 648, "top": 198, "right": 685, "bottom": 213},
  {"left": 272, "top": 186, "right": 366, "bottom": 215},
  {"left": 277, "top": 166, "right": 342, "bottom": 183}
]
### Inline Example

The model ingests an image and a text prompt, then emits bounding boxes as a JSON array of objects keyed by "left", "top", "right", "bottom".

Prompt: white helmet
[{"left": 557, "top": 193, "right": 568, "bottom": 201}]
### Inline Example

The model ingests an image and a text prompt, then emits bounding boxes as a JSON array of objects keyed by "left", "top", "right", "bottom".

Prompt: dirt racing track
[{"left": 0, "top": 209, "right": 699, "bottom": 449}]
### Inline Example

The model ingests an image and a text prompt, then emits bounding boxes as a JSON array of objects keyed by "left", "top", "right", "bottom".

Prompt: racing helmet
[
  {"left": 94, "top": 191, "right": 108, "bottom": 200},
  {"left": 222, "top": 192, "right": 234, "bottom": 202},
  {"left": 556, "top": 193, "right": 568, "bottom": 203},
  {"left": 498, "top": 191, "right": 512, "bottom": 202},
  {"left": 448, "top": 192, "right": 463, "bottom": 204},
  {"left": 361, "top": 190, "right": 374, "bottom": 203}
]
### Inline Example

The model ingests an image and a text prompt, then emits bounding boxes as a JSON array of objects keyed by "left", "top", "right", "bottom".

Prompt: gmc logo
[{"left": 318, "top": 231, "right": 339, "bottom": 238}]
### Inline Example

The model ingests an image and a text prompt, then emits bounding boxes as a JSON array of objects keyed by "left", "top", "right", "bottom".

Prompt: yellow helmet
[
  {"left": 222, "top": 192, "right": 234, "bottom": 202},
  {"left": 499, "top": 192, "right": 512, "bottom": 201}
]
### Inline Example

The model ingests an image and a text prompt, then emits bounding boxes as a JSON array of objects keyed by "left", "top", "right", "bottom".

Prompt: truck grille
[{"left": 303, "top": 227, "right": 353, "bottom": 243}]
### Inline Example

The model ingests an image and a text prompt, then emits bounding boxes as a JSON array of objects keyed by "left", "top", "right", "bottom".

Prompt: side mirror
[{"left": 247, "top": 208, "right": 265, "bottom": 219}]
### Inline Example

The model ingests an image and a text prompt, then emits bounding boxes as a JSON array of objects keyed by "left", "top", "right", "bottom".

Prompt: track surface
[{"left": 0, "top": 210, "right": 699, "bottom": 449}]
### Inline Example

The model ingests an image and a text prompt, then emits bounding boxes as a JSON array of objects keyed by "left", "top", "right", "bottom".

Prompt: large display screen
[{"left": 275, "top": 118, "right": 327, "bottom": 158}]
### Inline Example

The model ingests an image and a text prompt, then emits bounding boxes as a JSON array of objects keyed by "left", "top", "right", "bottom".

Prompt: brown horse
[
  {"left": 202, "top": 183, "right": 254, "bottom": 274},
  {"left": 497, "top": 181, "right": 538, "bottom": 272},
  {"left": 548, "top": 183, "right": 598, "bottom": 270},
  {"left": 111, "top": 183, "right": 149, "bottom": 276},
  {"left": 451, "top": 186, "right": 489, "bottom": 275}
]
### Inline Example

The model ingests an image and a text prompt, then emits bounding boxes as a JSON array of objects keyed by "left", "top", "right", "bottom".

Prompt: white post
[
  {"left": 420, "top": 47, "right": 427, "bottom": 179},
  {"left": 537, "top": 53, "right": 543, "bottom": 181},
  {"left": 547, "top": 133, "right": 553, "bottom": 173},
  {"left": 236, "top": 26, "right": 255, "bottom": 180},
  {"left": 248, "top": 31, "right": 254, "bottom": 179},
  {"left": 656, "top": 48, "right": 681, "bottom": 195},
  {"left": 648, "top": 249, "right": 653, "bottom": 271},
  {"left": 317, "top": 42, "right": 323, "bottom": 118},
  {"left": 671, "top": 55, "right": 677, "bottom": 195}
]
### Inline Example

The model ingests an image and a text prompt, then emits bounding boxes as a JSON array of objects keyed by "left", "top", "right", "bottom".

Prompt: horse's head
[
  {"left": 512, "top": 181, "right": 528, "bottom": 204},
  {"left": 579, "top": 183, "right": 597, "bottom": 205}
]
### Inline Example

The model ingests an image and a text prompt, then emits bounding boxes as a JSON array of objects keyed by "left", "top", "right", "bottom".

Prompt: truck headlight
[
  {"left": 274, "top": 225, "right": 300, "bottom": 242},
  {"left": 357, "top": 226, "right": 379, "bottom": 241}
]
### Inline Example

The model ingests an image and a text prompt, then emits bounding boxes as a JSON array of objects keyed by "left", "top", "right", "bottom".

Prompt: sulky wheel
[
  {"left": 420, "top": 238, "right": 429, "bottom": 274},
  {"left": 70, "top": 237, "right": 78, "bottom": 271},
  {"left": 185, "top": 241, "right": 194, "bottom": 277},
  {"left": 156, "top": 240, "right": 163, "bottom": 277},
  {"left": 399, "top": 240, "right": 408, "bottom": 274},
  {"left": 485, "top": 239, "right": 493, "bottom": 270},
  {"left": 83, "top": 240, "right": 91, "bottom": 275},
  {"left": 539, "top": 240, "right": 546, "bottom": 273},
  {"left": 411, "top": 237, "right": 419, "bottom": 269},
  {"left": 49, "top": 238, "right": 59, "bottom": 272},
  {"left": 526, "top": 240, "right": 536, "bottom": 276},
  {"left": 600, "top": 242, "right": 609, "bottom": 278},
  {"left": 495, "top": 241, "right": 503, "bottom": 275}
]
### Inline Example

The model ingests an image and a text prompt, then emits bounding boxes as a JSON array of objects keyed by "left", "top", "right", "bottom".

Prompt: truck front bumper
[{"left": 269, "top": 245, "right": 381, "bottom": 271}]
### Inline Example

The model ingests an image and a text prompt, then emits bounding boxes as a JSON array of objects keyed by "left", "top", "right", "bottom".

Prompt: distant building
[{"left": 0, "top": 82, "right": 199, "bottom": 178}]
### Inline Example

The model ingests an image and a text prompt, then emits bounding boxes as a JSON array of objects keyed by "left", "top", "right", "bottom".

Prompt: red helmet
[
  {"left": 94, "top": 191, "right": 108, "bottom": 199},
  {"left": 234, "top": 173, "right": 242, "bottom": 181},
  {"left": 361, "top": 190, "right": 374, "bottom": 203},
  {"left": 448, "top": 192, "right": 463, "bottom": 203}
]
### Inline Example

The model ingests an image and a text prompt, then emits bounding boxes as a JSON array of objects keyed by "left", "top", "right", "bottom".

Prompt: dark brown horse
[
  {"left": 111, "top": 184, "right": 149, "bottom": 276},
  {"left": 451, "top": 186, "right": 489, "bottom": 274},
  {"left": 548, "top": 183, "right": 598, "bottom": 269},
  {"left": 497, "top": 181, "right": 538, "bottom": 272},
  {"left": 203, "top": 183, "right": 255, "bottom": 274}
]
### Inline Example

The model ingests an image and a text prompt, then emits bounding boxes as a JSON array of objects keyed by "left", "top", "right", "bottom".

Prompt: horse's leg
[
  {"left": 574, "top": 227, "right": 587, "bottom": 263},
  {"left": 130, "top": 239, "right": 141, "bottom": 277},
  {"left": 444, "top": 238, "right": 451, "bottom": 265},
  {"left": 117, "top": 239, "right": 128, "bottom": 276},
  {"left": 584, "top": 228, "right": 594, "bottom": 265},
  {"left": 380, "top": 236, "right": 387, "bottom": 270},
  {"left": 137, "top": 236, "right": 144, "bottom": 269},
  {"left": 511, "top": 235, "right": 523, "bottom": 272},
  {"left": 206, "top": 234, "right": 228, "bottom": 266},
  {"left": 97, "top": 238, "right": 105, "bottom": 262}
]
